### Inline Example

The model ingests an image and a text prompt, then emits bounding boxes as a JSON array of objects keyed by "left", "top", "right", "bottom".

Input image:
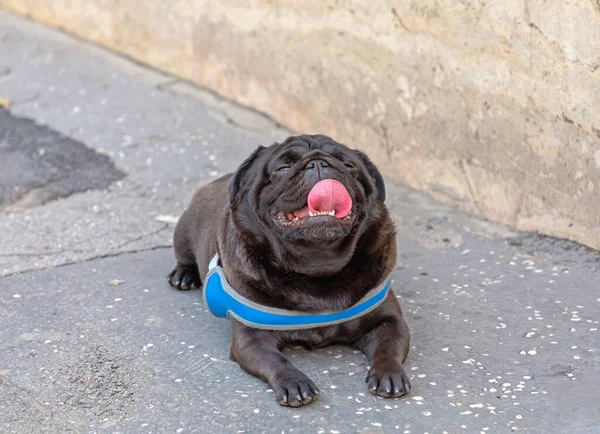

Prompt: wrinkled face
[{"left": 231, "top": 135, "right": 385, "bottom": 246}]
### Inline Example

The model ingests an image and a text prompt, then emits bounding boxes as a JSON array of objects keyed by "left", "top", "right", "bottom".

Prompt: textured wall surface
[{"left": 2, "top": 0, "right": 599, "bottom": 248}]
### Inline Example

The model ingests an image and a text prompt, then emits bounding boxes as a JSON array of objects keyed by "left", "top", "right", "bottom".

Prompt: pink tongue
[{"left": 307, "top": 179, "right": 352, "bottom": 218}]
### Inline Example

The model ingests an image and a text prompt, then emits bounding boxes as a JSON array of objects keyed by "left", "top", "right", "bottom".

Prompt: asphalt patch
[
  {"left": 51, "top": 344, "right": 139, "bottom": 419},
  {"left": 0, "top": 108, "right": 124, "bottom": 212}
]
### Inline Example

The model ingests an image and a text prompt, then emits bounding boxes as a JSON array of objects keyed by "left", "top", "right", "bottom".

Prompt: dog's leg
[
  {"left": 354, "top": 296, "right": 411, "bottom": 398},
  {"left": 230, "top": 320, "right": 320, "bottom": 407},
  {"left": 167, "top": 211, "right": 202, "bottom": 290},
  {"left": 167, "top": 247, "right": 201, "bottom": 290}
]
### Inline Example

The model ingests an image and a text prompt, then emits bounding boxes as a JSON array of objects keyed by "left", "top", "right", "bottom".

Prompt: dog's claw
[
  {"left": 366, "top": 364, "right": 410, "bottom": 399},
  {"left": 167, "top": 264, "right": 201, "bottom": 290},
  {"left": 273, "top": 372, "right": 320, "bottom": 407}
]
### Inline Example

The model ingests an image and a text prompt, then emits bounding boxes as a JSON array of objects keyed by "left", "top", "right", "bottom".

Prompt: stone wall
[{"left": 2, "top": 0, "right": 599, "bottom": 248}]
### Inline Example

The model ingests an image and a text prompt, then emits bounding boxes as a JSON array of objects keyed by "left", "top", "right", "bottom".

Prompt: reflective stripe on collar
[{"left": 203, "top": 253, "right": 392, "bottom": 330}]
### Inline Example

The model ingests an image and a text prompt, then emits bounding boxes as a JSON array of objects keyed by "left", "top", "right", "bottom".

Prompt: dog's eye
[
  {"left": 275, "top": 166, "right": 290, "bottom": 172},
  {"left": 343, "top": 162, "right": 356, "bottom": 169}
]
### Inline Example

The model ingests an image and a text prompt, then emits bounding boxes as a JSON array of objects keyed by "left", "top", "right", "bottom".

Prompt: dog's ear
[
  {"left": 353, "top": 150, "right": 386, "bottom": 202},
  {"left": 229, "top": 146, "right": 266, "bottom": 203}
]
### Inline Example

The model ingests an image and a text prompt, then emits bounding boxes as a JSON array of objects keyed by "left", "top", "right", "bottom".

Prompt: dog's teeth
[
  {"left": 309, "top": 210, "right": 336, "bottom": 217},
  {"left": 292, "top": 217, "right": 299, "bottom": 221}
]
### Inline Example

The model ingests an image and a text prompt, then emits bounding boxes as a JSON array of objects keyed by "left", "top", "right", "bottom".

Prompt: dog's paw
[
  {"left": 167, "top": 264, "right": 201, "bottom": 290},
  {"left": 365, "top": 363, "right": 411, "bottom": 398},
  {"left": 272, "top": 371, "right": 320, "bottom": 407}
]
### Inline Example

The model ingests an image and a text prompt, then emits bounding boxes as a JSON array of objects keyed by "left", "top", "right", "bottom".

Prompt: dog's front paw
[
  {"left": 365, "top": 363, "right": 411, "bottom": 398},
  {"left": 272, "top": 370, "right": 320, "bottom": 408},
  {"left": 167, "top": 263, "right": 201, "bottom": 290}
]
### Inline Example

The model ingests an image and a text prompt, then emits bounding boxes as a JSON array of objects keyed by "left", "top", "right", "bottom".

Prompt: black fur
[{"left": 168, "top": 134, "right": 410, "bottom": 407}]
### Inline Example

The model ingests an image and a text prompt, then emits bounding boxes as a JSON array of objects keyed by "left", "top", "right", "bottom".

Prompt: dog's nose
[{"left": 305, "top": 160, "right": 330, "bottom": 170}]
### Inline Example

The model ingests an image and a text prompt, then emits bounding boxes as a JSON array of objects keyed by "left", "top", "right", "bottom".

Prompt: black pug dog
[{"left": 168, "top": 134, "right": 410, "bottom": 407}]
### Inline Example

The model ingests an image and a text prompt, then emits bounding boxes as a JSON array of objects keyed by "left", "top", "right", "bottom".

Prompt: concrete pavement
[{"left": 0, "top": 11, "right": 598, "bottom": 434}]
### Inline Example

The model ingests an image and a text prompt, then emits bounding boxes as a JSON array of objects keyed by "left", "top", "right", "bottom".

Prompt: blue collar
[{"left": 203, "top": 254, "right": 392, "bottom": 330}]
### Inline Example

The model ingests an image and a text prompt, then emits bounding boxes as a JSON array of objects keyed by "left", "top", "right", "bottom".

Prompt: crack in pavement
[
  {"left": 115, "top": 223, "right": 170, "bottom": 249},
  {"left": 51, "top": 243, "right": 173, "bottom": 271},
  {"left": 154, "top": 78, "right": 181, "bottom": 91},
  {"left": 0, "top": 244, "right": 173, "bottom": 279},
  {"left": 155, "top": 79, "right": 288, "bottom": 136},
  {"left": 0, "top": 224, "right": 171, "bottom": 259}
]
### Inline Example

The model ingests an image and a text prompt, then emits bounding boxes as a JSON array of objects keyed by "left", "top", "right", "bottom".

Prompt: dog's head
[{"left": 228, "top": 134, "right": 389, "bottom": 275}]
